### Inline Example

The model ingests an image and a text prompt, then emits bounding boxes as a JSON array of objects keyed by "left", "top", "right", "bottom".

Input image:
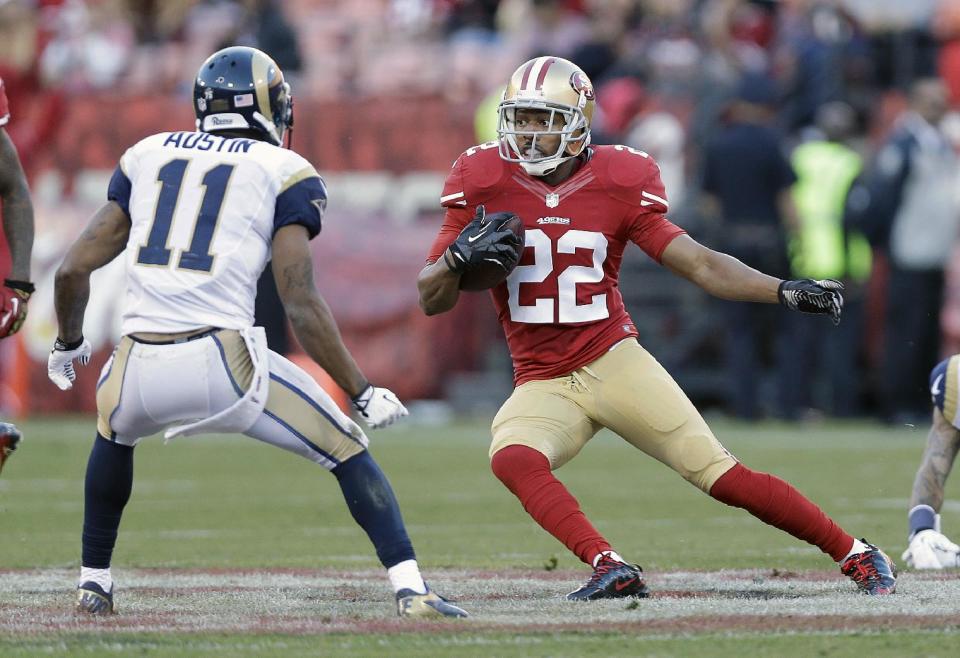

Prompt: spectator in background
[
  {"left": 39, "top": 0, "right": 135, "bottom": 92},
  {"left": 781, "top": 102, "right": 871, "bottom": 418},
  {"left": 701, "top": 73, "right": 797, "bottom": 419},
  {"left": 776, "top": 0, "right": 869, "bottom": 132},
  {"left": 247, "top": 0, "right": 302, "bottom": 76},
  {"left": 858, "top": 78, "right": 960, "bottom": 423},
  {"left": 239, "top": 0, "right": 304, "bottom": 354}
]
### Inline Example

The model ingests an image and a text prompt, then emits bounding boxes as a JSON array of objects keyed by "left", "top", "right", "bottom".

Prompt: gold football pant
[{"left": 490, "top": 339, "right": 737, "bottom": 492}]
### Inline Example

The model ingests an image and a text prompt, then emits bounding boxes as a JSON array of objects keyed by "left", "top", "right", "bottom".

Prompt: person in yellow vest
[{"left": 780, "top": 102, "right": 872, "bottom": 418}]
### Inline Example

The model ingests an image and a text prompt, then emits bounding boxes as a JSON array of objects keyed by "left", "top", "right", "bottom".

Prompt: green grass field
[{"left": 2, "top": 415, "right": 959, "bottom": 656}]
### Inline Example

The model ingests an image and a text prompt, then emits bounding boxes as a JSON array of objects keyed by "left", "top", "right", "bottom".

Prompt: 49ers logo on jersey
[{"left": 569, "top": 71, "right": 594, "bottom": 101}]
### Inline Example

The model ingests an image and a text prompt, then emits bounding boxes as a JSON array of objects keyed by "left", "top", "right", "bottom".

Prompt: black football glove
[
  {"left": 778, "top": 278, "right": 844, "bottom": 325},
  {"left": 445, "top": 205, "right": 523, "bottom": 274}
]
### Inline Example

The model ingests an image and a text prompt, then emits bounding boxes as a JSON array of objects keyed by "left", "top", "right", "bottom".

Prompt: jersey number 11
[{"left": 137, "top": 158, "right": 235, "bottom": 273}]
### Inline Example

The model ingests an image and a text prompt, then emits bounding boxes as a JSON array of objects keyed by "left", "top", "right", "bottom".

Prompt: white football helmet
[{"left": 497, "top": 56, "right": 596, "bottom": 177}]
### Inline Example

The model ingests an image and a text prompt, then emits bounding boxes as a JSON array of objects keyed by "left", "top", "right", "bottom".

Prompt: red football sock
[
  {"left": 709, "top": 463, "right": 854, "bottom": 562},
  {"left": 491, "top": 445, "right": 611, "bottom": 565}
]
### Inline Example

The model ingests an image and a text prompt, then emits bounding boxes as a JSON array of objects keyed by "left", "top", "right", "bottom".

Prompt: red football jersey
[
  {"left": 428, "top": 142, "right": 686, "bottom": 385},
  {"left": 0, "top": 78, "right": 8, "bottom": 126}
]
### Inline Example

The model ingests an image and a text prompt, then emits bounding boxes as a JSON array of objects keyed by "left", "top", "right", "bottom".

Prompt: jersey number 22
[{"left": 507, "top": 229, "right": 609, "bottom": 324}]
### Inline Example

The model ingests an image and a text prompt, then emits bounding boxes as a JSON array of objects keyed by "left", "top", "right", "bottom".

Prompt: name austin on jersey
[{"left": 162, "top": 131, "right": 256, "bottom": 153}]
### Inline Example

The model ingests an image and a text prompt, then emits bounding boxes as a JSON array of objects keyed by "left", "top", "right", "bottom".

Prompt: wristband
[
  {"left": 350, "top": 382, "right": 372, "bottom": 403},
  {"left": 55, "top": 336, "right": 85, "bottom": 351},
  {"left": 4, "top": 279, "right": 35, "bottom": 295}
]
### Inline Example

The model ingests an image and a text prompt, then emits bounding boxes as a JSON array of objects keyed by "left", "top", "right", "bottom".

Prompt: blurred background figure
[
  {"left": 700, "top": 73, "right": 797, "bottom": 420},
  {"left": 781, "top": 101, "right": 871, "bottom": 418},
  {"left": 857, "top": 78, "right": 960, "bottom": 424}
]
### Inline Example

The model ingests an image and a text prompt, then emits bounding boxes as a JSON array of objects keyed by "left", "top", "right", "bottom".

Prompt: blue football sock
[
  {"left": 82, "top": 434, "right": 134, "bottom": 569},
  {"left": 332, "top": 451, "right": 416, "bottom": 569}
]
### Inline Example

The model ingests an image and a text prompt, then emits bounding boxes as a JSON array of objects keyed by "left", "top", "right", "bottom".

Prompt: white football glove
[
  {"left": 48, "top": 337, "right": 92, "bottom": 390},
  {"left": 902, "top": 529, "right": 960, "bottom": 569},
  {"left": 351, "top": 384, "right": 409, "bottom": 429}
]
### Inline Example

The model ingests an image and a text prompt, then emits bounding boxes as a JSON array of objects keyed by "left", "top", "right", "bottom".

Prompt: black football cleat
[
  {"left": 396, "top": 587, "right": 468, "bottom": 618},
  {"left": 76, "top": 581, "right": 116, "bottom": 615},
  {"left": 566, "top": 555, "right": 650, "bottom": 601},
  {"left": 0, "top": 422, "right": 22, "bottom": 476},
  {"left": 840, "top": 539, "right": 897, "bottom": 595}
]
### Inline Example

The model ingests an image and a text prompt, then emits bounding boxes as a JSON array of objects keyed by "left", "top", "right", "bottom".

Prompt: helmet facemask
[
  {"left": 497, "top": 100, "right": 590, "bottom": 176},
  {"left": 496, "top": 56, "right": 595, "bottom": 177}
]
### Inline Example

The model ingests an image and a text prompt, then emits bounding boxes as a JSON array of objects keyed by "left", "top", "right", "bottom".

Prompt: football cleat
[
  {"left": 396, "top": 587, "right": 468, "bottom": 618},
  {"left": 840, "top": 539, "right": 897, "bottom": 595},
  {"left": 566, "top": 555, "right": 650, "bottom": 601},
  {"left": 0, "top": 422, "right": 22, "bottom": 476},
  {"left": 76, "top": 581, "right": 115, "bottom": 615}
]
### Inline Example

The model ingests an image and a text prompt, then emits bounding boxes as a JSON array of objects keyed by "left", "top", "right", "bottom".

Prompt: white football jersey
[{"left": 108, "top": 131, "right": 326, "bottom": 334}]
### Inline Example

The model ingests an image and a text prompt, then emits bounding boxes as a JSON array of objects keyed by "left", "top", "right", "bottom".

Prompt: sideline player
[
  {"left": 418, "top": 56, "right": 896, "bottom": 598},
  {"left": 0, "top": 75, "right": 35, "bottom": 476},
  {"left": 901, "top": 356, "right": 960, "bottom": 568},
  {"left": 49, "top": 47, "right": 466, "bottom": 618}
]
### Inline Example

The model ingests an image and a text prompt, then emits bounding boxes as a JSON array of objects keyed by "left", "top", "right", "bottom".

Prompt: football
[{"left": 458, "top": 213, "right": 526, "bottom": 291}]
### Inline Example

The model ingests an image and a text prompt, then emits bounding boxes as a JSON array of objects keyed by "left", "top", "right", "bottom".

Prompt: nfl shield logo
[{"left": 545, "top": 193, "right": 560, "bottom": 208}]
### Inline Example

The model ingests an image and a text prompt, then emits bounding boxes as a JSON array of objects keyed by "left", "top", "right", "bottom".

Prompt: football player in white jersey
[
  {"left": 902, "top": 356, "right": 960, "bottom": 568},
  {"left": 49, "top": 47, "right": 467, "bottom": 619}
]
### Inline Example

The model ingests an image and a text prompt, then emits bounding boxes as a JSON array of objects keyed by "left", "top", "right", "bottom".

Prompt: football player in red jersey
[
  {"left": 0, "top": 76, "right": 34, "bottom": 339},
  {"left": 0, "top": 76, "right": 34, "bottom": 476},
  {"left": 418, "top": 56, "right": 897, "bottom": 598}
]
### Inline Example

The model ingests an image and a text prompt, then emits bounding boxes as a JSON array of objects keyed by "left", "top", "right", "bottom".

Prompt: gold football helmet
[{"left": 497, "top": 56, "right": 596, "bottom": 176}]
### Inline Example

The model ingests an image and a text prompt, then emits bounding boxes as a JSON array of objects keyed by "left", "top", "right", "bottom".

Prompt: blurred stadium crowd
[{"left": 3, "top": 0, "right": 960, "bottom": 423}]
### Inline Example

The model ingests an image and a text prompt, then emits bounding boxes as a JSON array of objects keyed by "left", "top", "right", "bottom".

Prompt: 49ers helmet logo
[{"left": 569, "top": 71, "right": 594, "bottom": 100}]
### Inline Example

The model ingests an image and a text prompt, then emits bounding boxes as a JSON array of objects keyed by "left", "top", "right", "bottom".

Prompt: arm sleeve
[
  {"left": 931, "top": 357, "right": 952, "bottom": 416},
  {"left": 426, "top": 206, "right": 473, "bottom": 264},
  {"left": 107, "top": 164, "right": 132, "bottom": 219},
  {"left": 623, "top": 156, "right": 685, "bottom": 262},
  {"left": 274, "top": 175, "right": 327, "bottom": 239},
  {"left": 439, "top": 155, "right": 469, "bottom": 209},
  {"left": 627, "top": 211, "right": 686, "bottom": 262}
]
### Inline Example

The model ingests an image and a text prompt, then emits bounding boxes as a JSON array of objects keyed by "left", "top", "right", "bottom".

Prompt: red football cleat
[{"left": 840, "top": 539, "right": 898, "bottom": 595}]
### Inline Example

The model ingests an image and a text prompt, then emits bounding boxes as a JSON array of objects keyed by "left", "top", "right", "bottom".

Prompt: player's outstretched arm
[
  {"left": 660, "top": 234, "right": 781, "bottom": 303},
  {"left": 909, "top": 407, "right": 960, "bottom": 512},
  {"left": 660, "top": 234, "right": 843, "bottom": 323},
  {"left": 54, "top": 201, "right": 130, "bottom": 343}
]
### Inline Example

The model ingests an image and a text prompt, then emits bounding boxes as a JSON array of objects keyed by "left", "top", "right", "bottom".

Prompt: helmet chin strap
[{"left": 520, "top": 153, "right": 576, "bottom": 177}]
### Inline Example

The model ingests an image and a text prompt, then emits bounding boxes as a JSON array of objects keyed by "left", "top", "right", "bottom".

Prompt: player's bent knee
[
  {"left": 490, "top": 444, "right": 551, "bottom": 490},
  {"left": 666, "top": 433, "right": 737, "bottom": 493}
]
